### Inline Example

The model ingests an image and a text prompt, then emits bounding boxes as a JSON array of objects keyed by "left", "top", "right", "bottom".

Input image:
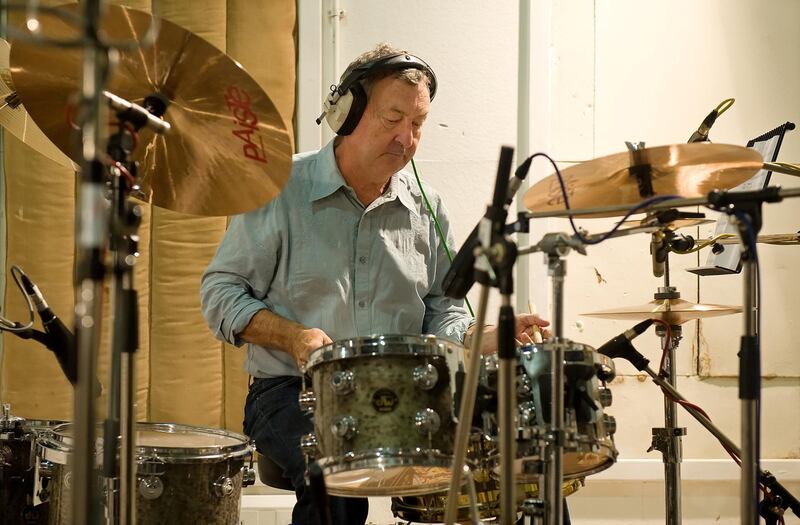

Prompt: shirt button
[
  {"left": 359, "top": 256, "right": 367, "bottom": 264},
  {"left": 358, "top": 300, "right": 366, "bottom": 308}
]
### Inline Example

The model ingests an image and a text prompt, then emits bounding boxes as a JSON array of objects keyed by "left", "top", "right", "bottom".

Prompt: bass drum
[
  {"left": 390, "top": 434, "right": 582, "bottom": 523},
  {"left": 38, "top": 422, "right": 254, "bottom": 525}
]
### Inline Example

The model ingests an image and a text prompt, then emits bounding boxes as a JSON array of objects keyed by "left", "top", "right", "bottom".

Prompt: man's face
[{"left": 347, "top": 75, "right": 431, "bottom": 175}]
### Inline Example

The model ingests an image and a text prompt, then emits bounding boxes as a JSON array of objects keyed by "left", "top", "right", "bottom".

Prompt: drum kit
[{"left": 0, "top": 2, "right": 800, "bottom": 525}]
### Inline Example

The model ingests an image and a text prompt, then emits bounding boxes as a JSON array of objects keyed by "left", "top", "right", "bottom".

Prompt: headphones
[{"left": 315, "top": 53, "right": 437, "bottom": 136}]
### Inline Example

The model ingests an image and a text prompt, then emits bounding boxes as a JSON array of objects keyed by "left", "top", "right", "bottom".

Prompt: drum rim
[
  {"left": 305, "top": 333, "right": 463, "bottom": 371},
  {"left": 319, "top": 447, "right": 464, "bottom": 496},
  {"left": 38, "top": 421, "right": 253, "bottom": 465}
]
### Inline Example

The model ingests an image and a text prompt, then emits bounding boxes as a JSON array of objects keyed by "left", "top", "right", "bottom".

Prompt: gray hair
[{"left": 342, "top": 42, "right": 433, "bottom": 98}]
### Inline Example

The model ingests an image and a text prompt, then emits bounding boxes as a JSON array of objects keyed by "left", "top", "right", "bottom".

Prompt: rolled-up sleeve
[
  {"left": 422, "top": 196, "right": 473, "bottom": 344},
  {"left": 200, "top": 206, "right": 281, "bottom": 346}
]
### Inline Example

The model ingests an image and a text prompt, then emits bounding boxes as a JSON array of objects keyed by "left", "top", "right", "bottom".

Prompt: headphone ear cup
[
  {"left": 335, "top": 82, "right": 367, "bottom": 136},
  {"left": 322, "top": 90, "right": 353, "bottom": 134}
]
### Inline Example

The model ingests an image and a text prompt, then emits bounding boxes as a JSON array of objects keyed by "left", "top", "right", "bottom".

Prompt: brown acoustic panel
[{"left": 1, "top": 132, "right": 75, "bottom": 420}]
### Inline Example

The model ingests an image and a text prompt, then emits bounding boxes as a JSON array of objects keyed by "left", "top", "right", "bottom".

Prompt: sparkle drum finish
[
  {"left": 300, "top": 334, "right": 465, "bottom": 496},
  {"left": 484, "top": 341, "right": 618, "bottom": 481},
  {"left": 37, "top": 422, "right": 254, "bottom": 525}
]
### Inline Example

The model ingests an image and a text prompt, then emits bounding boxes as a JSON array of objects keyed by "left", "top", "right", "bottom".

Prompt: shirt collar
[{"left": 308, "top": 139, "right": 420, "bottom": 217}]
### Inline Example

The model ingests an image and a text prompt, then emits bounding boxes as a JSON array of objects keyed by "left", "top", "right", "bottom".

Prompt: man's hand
[
  {"left": 291, "top": 328, "right": 333, "bottom": 369},
  {"left": 465, "top": 314, "right": 551, "bottom": 355}
]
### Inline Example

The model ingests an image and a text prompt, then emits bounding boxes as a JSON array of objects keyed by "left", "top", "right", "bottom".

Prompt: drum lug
[
  {"left": 517, "top": 374, "right": 533, "bottom": 397},
  {"left": 330, "top": 370, "right": 356, "bottom": 395},
  {"left": 298, "top": 390, "right": 316, "bottom": 413},
  {"left": 241, "top": 466, "right": 257, "bottom": 487},
  {"left": 138, "top": 476, "right": 164, "bottom": 500},
  {"left": 213, "top": 475, "right": 235, "bottom": 497},
  {"left": 331, "top": 415, "right": 358, "bottom": 440},
  {"left": 414, "top": 408, "right": 441, "bottom": 435},
  {"left": 603, "top": 414, "right": 617, "bottom": 435},
  {"left": 300, "top": 432, "right": 318, "bottom": 456},
  {"left": 598, "top": 385, "right": 613, "bottom": 407},
  {"left": 412, "top": 363, "right": 439, "bottom": 390}
]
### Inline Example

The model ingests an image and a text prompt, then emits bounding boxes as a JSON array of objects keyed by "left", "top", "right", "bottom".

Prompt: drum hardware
[{"left": 598, "top": 331, "right": 800, "bottom": 524}]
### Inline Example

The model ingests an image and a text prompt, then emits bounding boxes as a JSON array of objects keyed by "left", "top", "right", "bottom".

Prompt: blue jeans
[{"left": 243, "top": 376, "right": 369, "bottom": 525}]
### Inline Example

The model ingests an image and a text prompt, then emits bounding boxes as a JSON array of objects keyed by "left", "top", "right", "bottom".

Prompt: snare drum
[
  {"left": 38, "top": 422, "right": 254, "bottom": 525},
  {"left": 484, "top": 341, "right": 618, "bottom": 481},
  {"left": 300, "top": 334, "right": 464, "bottom": 496}
]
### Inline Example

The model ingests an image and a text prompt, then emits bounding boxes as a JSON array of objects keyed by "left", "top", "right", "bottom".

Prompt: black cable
[{"left": 530, "top": 152, "right": 682, "bottom": 245}]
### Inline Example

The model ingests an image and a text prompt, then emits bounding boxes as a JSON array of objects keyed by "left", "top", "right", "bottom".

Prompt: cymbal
[
  {"left": 621, "top": 217, "right": 714, "bottom": 230},
  {"left": 10, "top": 4, "right": 292, "bottom": 216},
  {"left": 717, "top": 232, "right": 800, "bottom": 246},
  {"left": 581, "top": 298, "right": 742, "bottom": 325},
  {"left": 0, "top": 39, "right": 76, "bottom": 169},
  {"left": 523, "top": 143, "right": 764, "bottom": 218}
]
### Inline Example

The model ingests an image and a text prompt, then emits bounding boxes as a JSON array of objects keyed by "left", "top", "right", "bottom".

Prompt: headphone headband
[{"left": 337, "top": 53, "right": 437, "bottom": 101}]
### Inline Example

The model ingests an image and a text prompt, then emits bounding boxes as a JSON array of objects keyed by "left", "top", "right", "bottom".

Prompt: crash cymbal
[
  {"left": 523, "top": 143, "right": 763, "bottom": 218},
  {"left": 717, "top": 232, "right": 800, "bottom": 246},
  {"left": 581, "top": 298, "right": 742, "bottom": 325},
  {"left": 0, "top": 39, "right": 76, "bottom": 169},
  {"left": 10, "top": 4, "right": 291, "bottom": 216}
]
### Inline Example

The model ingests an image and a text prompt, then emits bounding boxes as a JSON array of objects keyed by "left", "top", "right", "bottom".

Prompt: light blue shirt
[{"left": 200, "top": 139, "right": 472, "bottom": 378}]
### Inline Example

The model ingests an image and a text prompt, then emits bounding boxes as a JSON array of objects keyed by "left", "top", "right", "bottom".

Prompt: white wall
[{"left": 296, "top": 0, "right": 800, "bottom": 522}]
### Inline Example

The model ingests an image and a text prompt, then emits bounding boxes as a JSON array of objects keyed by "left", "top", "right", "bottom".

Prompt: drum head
[{"left": 324, "top": 464, "right": 453, "bottom": 497}]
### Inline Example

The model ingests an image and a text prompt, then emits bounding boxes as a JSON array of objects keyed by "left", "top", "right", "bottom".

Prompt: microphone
[
  {"left": 443, "top": 152, "right": 530, "bottom": 299},
  {"left": 20, "top": 274, "right": 78, "bottom": 385},
  {"left": 687, "top": 109, "right": 718, "bottom": 143},
  {"left": 596, "top": 319, "right": 654, "bottom": 371},
  {"left": 104, "top": 91, "right": 171, "bottom": 134}
]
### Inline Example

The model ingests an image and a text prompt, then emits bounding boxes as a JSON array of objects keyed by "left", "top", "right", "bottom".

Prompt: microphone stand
[
  {"left": 73, "top": 2, "right": 111, "bottom": 523},
  {"left": 444, "top": 146, "right": 517, "bottom": 525},
  {"left": 602, "top": 342, "right": 800, "bottom": 524}
]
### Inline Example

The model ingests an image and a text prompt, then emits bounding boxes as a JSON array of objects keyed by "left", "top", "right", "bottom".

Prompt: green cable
[{"left": 410, "top": 157, "right": 475, "bottom": 317}]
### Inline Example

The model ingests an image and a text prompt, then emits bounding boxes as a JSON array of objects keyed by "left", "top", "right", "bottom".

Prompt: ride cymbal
[
  {"left": 0, "top": 39, "right": 76, "bottom": 169},
  {"left": 523, "top": 143, "right": 763, "bottom": 218},
  {"left": 581, "top": 298, "right": 742, "bottom": 325},
  {"left": 10, "top": 3, "right": 292, "bottom": 216}
]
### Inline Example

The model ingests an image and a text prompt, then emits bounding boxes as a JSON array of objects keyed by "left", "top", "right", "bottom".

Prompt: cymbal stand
[
  {"left": 600, "top": 337, "right": 800, "bottom": 523},
  {"left": 645, "top": 250, "right": 686, "bottom": 525},
  {"left": 73, "top": 1, "right": 111, "bottom": 524}
]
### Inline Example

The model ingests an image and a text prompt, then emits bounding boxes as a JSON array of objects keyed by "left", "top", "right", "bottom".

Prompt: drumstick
[{"left": 527, "top": 301, "right": 543, "bottom": 344}]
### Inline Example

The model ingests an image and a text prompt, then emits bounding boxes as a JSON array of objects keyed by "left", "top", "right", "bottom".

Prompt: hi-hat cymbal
[
  {"left": 581, "top": 298, "right": 742, "bottom": 325},
  {"left": 523, "top": 143, "right": 763, "bottom": 218},
  {"left": 621, "top": 217, "right": 714, "bottom": 230},
  {"left": 0, "top": 39, "right": 76, "bottom": 169},
  {"left": 10, "top": 4, "right": 292, "bottom": 216}
]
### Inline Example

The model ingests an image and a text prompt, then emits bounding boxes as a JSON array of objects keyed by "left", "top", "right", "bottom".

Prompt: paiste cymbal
[
  {"left": 581, "top": 298, "right": 742, "bottom": 325},
  {"left": 0, "top": 39, "right": 76, "bottom": 169},
  {"left": 523, "top": 143, "right": 764, "bottom": 218},
  {"left": 717, "top": 233, "right": 800, "bottom": 246},
  {"left": 10, "top": 4, "right": 291, "bottom": 216}
]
